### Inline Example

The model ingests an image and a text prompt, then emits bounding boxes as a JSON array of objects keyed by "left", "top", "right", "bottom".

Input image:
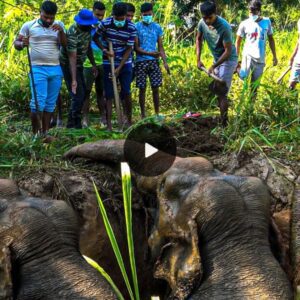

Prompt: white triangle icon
[{"left": 145, "top": 143, "right": 158, "bottom": 158}]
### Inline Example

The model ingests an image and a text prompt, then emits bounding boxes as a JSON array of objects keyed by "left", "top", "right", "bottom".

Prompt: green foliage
[{"left": 93, "top": 164, "right": 140, "bottom": 300}]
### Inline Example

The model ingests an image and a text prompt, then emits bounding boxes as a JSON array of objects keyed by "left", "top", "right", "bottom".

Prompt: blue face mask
[
  {"left": 114, "top": 19, "right": 126, "bottom": 28},
  {"left": 142, "top": 15, "right": 153, "bottom": 24},
  {"left": 249, "top": 14, "right": 259, "bottom": 22}
]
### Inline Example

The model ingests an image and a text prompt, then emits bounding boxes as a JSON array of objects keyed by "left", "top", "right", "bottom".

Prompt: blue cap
[{"left": 74, "top": 8, "right": 98, "bottom": 25}]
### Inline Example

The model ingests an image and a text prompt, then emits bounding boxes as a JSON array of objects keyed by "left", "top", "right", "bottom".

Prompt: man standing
[
  {"left": 93, "top": 2, "right": 137, "bottom": 131},
  {"left": 82, "top": 2, "right": 106, "bottom": 128},
  {"left": 135, "top": 2, "right": 170, "bottom": 119},
  {"left": 196, "top": 1, "right": 238, "bottom": 126},
  {"left": 14, "top": 1, "right": 66, "bottom": 136},
  {"left": 126, "top": 3, "right": 136, "bottom": 22},
  {"left": 236, "top": 0, "right": 277, "bottom": 95},
  {"left": 289, "top": 19, "right": 300, "bottom": 90},
  {"left": 60, "top": 9, "right": 98, "bottom": 129}
]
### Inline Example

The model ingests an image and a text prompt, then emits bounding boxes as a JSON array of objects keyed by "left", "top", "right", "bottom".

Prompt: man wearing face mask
[
  {"left": 14, "top": 1, "right": 66, "bottom": 137},
  {"left": 196, "top": 1, "right": 238, "bottom": 126},
  {"left": 135, "top": 2, "right": 170, "bottom": 119},
  {"left": 60, "top": 9, "right": 98, "bottom": 129},
  {"left": 93, "top": 2, "right": 137, "bottom": 131},
  {"left": 82, "top": 2, "right": 106, "bottom": 128},
  {"left": 236, "top": 0, "right": 277, "bottom": 93}
]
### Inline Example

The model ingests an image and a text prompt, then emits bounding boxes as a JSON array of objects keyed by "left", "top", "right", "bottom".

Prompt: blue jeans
[
  {"left": 61, "top": 64, "right": 86, "bottom": 128},
  {"left": 103, "top": 64, "right": 132, "bottom": 99},
  {"left": 29, "top": 65, "right": 62, "bottom": 113}
]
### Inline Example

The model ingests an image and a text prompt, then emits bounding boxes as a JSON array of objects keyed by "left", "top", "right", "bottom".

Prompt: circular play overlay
[{"left": 124, "top": 123, "right": 177, "bottom": 177}]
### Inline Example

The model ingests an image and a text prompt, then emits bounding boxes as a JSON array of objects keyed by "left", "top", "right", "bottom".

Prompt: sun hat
[{"left": 74, "top": 8, "right": 98, "bottom": 25}]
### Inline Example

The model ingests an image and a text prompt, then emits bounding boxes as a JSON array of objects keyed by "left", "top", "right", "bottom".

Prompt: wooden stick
[
  {"left": 277, "top": 66, "right": 292, "bottom": 84},
  {"left": 108, "top": 41, "right": 122, "bottom": 130},
  {"left": 200, "top": 66, "right": 225, "bottom": 83}
]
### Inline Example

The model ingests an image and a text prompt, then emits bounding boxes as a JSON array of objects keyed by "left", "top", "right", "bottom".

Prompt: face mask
[
  {"left": 79, "top": 25, "right": 92, "bottom": 32},
  {"left": 38, "top": 18, "right": 51, "bottom": 28},
  {"left": 250, "top": 15, "right": 259, "bottom": 22},
  {"left": 114, "top": 19, "right": 126, "bottom": 28},
  {"left": 142, "top": 15, "right": 153, "bottom": 24}
]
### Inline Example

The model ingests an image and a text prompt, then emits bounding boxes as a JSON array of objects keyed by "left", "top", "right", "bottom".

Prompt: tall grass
[{"left": 92, "top": 162, "right": 140, "bottom": 300}]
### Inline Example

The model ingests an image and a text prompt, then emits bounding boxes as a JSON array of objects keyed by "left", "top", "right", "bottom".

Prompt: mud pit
[{"left": 1, "top": 116, "right": 299, "bottom": 299}]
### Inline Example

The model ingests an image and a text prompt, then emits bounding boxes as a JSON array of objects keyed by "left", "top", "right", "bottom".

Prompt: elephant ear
[{"left": 154, "top": 221, "right": 202, "bottom": 300}]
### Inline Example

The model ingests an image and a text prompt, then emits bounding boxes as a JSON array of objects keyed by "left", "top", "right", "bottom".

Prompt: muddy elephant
[
  {"left": 64, "top": 140, "right": 293, "bottom": 299},
  {"left": 0, "top": 179, "right": 117, "bottom": 300}
]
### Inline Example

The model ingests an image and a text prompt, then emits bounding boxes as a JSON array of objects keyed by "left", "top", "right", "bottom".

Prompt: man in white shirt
[
  {"left": 235, "top": 0, "right": 277, "bottom": 95},
  {"left": 14, "top": 1, "right": 66, "bottom": 137},
  {"left": 289, "top": 19, "right": 300, "bottom": 90}
]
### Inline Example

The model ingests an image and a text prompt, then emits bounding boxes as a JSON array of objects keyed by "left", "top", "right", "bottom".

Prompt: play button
[
  {"left": 145, "top": 143, "right": 158, "bottom": 158},
  {"left": 124, "top": 123, "right": 177, "bottom": 177}
]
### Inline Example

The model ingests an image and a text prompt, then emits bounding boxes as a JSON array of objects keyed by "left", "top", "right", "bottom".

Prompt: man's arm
[
  {"left": 87, "top": 42, "right": 98, "bottom": 77},
  {"left": 268, "top": 34, "right": 278, "bottom": 66},
  {"left": 135, "top": 36, "right": 160, "bottom": 58},
  {"left": 115, "top": 46, "right": 133, "bottom": 75},
  {"left": 235, "top": 35, "right": 243, "bottom": 59},
  {"left": 208, "top": 41, "right": 232, "bottom": 74},
  {"left": 52, "top": 22, "right": 67, "bottom": 47},
  {"left": 158, "top": 36, "right": 170, "bottom": 73},
  {"left": 67, "top": 51, "right": 77, "bottom": 94},
  {"left": 196, "top": 31, "right": 204, "bottom": 69},
  {"left": 290, "top": 39, "right": 299, "bottom": 66},
  {"left": 14, "top": 34, "right": 29, "bottom": 50}
]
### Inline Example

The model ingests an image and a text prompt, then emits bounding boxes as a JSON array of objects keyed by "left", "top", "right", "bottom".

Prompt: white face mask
[{"left": 250, "top": 14, "right": 259, "bottom": 22}]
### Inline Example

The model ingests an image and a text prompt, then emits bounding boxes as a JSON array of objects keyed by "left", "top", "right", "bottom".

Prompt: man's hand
[
  {"left": 51, "top": 24, "right": 64, "bottom": 32},
  {"left": 115, "top": 66, "right": 121, "bottom": 77},
  {"left": 149, "top": 51, "right": 160, "bottom": 58},
  {"left": 71, "top": 80, "right": 77, "bottom": 94},
  {"left": 164, "top": 62, "right": 170, "bottom": 75},
  {"left": 22, "top": 36, "right": 29, "bottom": 47},
  {"left": 273, "top": 57, "right": 278, "bottom": 66},
  {"left": 92, "top": 65, "right": 98, "bottom": 78},
  {"left": 104, "top": 49, "right": 114, "bottom": 58},
  {"left": 197, "top": 60, "right": 205, "bottom": 70},
  {"left": 208, "top": 65, "right": 215, "bottom": 74}
]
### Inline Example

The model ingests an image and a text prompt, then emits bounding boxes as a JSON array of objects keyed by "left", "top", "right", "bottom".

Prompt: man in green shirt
[
  {"left": 82, "top": 2, "right": 106, "bottom": 128},
  {"left": 196, "top": 1, "right": 238, "bottom": 126},
  {"left": 60, "top": 9, "right": 98, "bottom": 129}
]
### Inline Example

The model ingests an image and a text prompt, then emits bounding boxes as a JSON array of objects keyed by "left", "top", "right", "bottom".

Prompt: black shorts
[{"left": 135, "top": 60, "right": 162, "bottom": 89}]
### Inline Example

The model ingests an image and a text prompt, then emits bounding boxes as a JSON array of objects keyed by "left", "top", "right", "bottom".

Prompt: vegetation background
[{"left": 0, "top": 0, "right": 299, "bottom": 173}]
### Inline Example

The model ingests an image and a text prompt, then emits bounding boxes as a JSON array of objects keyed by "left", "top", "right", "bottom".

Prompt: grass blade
[
  {"left": 121, "top": 163, "right": 140, "bottom": 300},
  {"left": 92, "top": 181, "right": 135, "bottom": 300},
  {"left": 83, "top": 255, "right": 125, "bottom": 300}
]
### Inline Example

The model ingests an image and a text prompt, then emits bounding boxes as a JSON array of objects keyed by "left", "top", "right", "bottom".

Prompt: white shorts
[
  {"left": 289, "top": 63, "right": 300, "bottom": 83},
  {"left": 239, "top": 55, "right": 265, "bottom": 82}
]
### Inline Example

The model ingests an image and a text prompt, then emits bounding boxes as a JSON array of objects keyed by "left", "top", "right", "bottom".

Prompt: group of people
[{"left": 14, "top": 0, "right": 300, "bottom": 136}]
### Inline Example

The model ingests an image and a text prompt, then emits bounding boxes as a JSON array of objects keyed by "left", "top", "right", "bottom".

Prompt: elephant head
[
  {"left": 0, "top": 179, "right": 117, "bottom": 300},
  {"left": 64, "top": 140, "right": 293, "bottom": 300}
]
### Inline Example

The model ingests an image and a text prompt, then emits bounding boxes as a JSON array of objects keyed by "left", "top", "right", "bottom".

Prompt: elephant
[
  {"left": 0, "top": 179, "right": 117, "bottom": 300},
  {"left": 64, "top": 140, "right": 293, "bottom": 299}
]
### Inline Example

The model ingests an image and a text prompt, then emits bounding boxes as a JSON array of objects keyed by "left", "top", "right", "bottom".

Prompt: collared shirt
[
  {"left": 136, "top": 21, "right": 163, "bottom": 62},
  {"left": 19, "top": 19, "right": 64, "bottom": 66},
  {"left": 95, "top": 17, "right": 137, "bottom": 66},
  {"left": 60, "top": 23, "right": 92, "bottom": 67},
  {"left": 237, "top": 17, "right": 273, "bottom": 64},
  {"left": 198, "top": 16, "right": 238, "bottom": 62}
]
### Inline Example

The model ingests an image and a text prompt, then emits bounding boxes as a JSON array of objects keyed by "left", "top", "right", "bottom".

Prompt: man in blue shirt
[
  {"left": 93, "top": 2, "right": 137, "bottom": 131},
  {"left": 135, "top": 2, "right": 170, "bottom": 119},
  {"left": 196, "top": 1, "right": 238, "bottom": 126}
]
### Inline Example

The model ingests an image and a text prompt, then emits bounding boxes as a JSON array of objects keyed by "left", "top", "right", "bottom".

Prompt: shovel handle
[
  {"left": 200, "top": 66, "right": 225, "bottom": 83},
  {"left": 277, "top": 66, "right": 292, "bottom": 84}
]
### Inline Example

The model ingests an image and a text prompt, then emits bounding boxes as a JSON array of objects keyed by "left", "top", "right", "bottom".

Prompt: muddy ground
[{"left": 2, "top": 116, "right": 299, "bottom": 299}]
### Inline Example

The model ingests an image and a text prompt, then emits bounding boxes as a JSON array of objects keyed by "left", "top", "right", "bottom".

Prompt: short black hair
[
  {"left": 249, "top": 0, "right": 262, "bottom": 12},
  {"left": 141, "top": 2, "right": 153, "bottom": 13},
  {"left": 41, "top": 1, "right": 57, "bottom": 15},
  {"left": 93, "top": 1, "right": 105, "bottom": 11},
  {"left": 126, "top": 3, "right": 135, "bottom": 13},
  {"left": 200, "top": 1, "right": 216, "bottom": 16},
  {"left": 112, "top": 2, "right": 128, "bottom": 17}
]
